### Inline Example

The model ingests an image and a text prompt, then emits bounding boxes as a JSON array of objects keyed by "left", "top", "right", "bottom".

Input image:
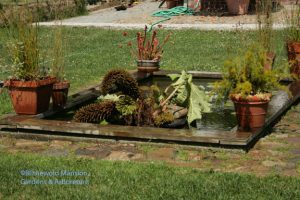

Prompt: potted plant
[
  {"left": 128, "top": 26, "right": 171, "bottom": 73},
  {"left": 214, "top": 45, "right": 285, "bottom": 131},
  {"left": 3, "top": 8, "right": 56, "bottom": 115},
  {"left": 226, "top": 0, "right": 250, "bottom": 15},
  {"left": 256, "top": 0, "right": 276, "bottom": 71},
  {"left": 284, "top": 1, "right": 300, "bottom": 77},
  {"left": 50, "top": 25, "right": 70, "bottom": 110}
]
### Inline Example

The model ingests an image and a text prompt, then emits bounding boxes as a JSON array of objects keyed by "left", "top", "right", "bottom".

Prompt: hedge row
[{"left": 0, "top": 0, "right": 87, "bottom": 24}]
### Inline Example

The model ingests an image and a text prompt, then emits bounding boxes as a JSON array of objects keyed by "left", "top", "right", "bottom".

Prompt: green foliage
[
  {"left": 150, "top": 84, "right": 164, "bottom": 103},
  {"left": 97, "top": 94, "right": 120, "bottom": 102},
  {"left": 187, "top": 83, "right": 211, "bottom": 126},
  {"left": 0, "top": 0, "right": 87, "bottom": 24},
  {"left": 166, "top": 71, "right": 211, "bottom": 127},
  {"left": 87, "top": 0, "right": 100, "bottom": 5},
  {"left": 154, "top": 112, "right": 174, "bottom": 127},
  {"left": 0, "top": 89, "right": 13, "bottom": 116},
  {"left": 5, "top": 8, "right": 45, "bottom": 80},
  {"left": 284, "top": 2, "right": 300, "bottom": 42},
  {"left": 167, "top": 72, "right": 190, "bottom": 106},
  {"left": 37, "top": 0, "right": 87, "bottom": 21},
  {"left": 115, "top": 95, "right": 137, "bottom": 117},
  {"left": 74, "top": 0, "right": 87, "bottom": 16},
  {"left": 256, "top": 0, "right": 273, "bottom": 52},
  {"left": 51, "top": 25, "right": 66, "bottom": 81},
  {"left": 214, "top": 45, "right": 285, "bottom": 102}
]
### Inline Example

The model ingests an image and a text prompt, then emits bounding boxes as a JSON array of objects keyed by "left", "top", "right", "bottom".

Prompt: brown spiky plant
[
  {"left": 101, "top": 69, "right": 140, "bottom": 99},
  {"left": 73, "top": 101, "right": 117, "bottom": 123},
  {"left": 134, "top": 97, "right": 155, "bottom": 127}
]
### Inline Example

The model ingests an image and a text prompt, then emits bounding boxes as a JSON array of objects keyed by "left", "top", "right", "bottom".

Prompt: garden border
[{"left": 1, "top": 70, "right": 299, "bottom": 151}]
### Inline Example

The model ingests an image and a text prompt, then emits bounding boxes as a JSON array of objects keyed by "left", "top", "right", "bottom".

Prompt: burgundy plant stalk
[
  {"left": 134, "top": 27, "right": 171, "bottom": 60},
  {"left": 137, "top": 32, "right": 142, "bottom": 60},
  {"left": 143, "top": 25, "right": 147, "bottom": 47},
  {"left": 145, "top": 40, "right": 151, "bottom": 60},
  {"left": 149, "top": 30, "right": 157, "bottom": 60},
  {"left": 152, "top": 38, "right": 159, "bottom": 60}
]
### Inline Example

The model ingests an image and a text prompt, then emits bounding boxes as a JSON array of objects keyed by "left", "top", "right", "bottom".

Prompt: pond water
[{"left": 140, "top": 76, "right": 237, "bottom": 131}]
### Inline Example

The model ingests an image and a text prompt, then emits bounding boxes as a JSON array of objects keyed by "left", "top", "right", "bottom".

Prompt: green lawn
[
  {"left": 0, "top": 151, "right": 299, "bottom": 199},
  {"left": 0, "top": 27, "right": 289, "bottom": 115}
]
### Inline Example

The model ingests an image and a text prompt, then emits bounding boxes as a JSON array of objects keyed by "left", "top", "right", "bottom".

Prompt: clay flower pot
[
  {"left": 225, "top": 0, "right": 250, "bottom": 15},
  {"left": 231, "top": 94, "right": 271, "bottom": 131},
  {"left": 137, "top": 60, "right": 160, "bottom": 73},
  {"left": 4, "top": 77, "right": 56, "bottom": 115},
  {"left": 286, "top": 42, "right": 300, "bottom": 77},
  {"left": 289, "top": 79, "right": 300, "bottom": 97},
  {"left": 52, "top": 80, "right": 70, "bottom": 110}
]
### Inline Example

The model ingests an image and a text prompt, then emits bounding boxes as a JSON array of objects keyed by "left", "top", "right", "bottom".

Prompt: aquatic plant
[
  {"left": 115, "top": 95, "right": 137, "bottom": 125},
  {"left": 154, "top": 112, "right": 175, "bottom": 127},
  {"left": 162, "top": 71, "right": 211, "bottom": 127}
]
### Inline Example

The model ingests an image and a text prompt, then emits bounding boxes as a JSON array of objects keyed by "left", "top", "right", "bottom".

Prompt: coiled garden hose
[
  {"left": 147, "top": 6, "right": 195, "bottom": 32},
  {"left": 152, "top": 6, "right": 195, "bottom": 17}
]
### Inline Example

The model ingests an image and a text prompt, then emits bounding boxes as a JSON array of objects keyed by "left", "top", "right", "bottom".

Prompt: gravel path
[
  {"left": 63, "top": 0, "right": 159, "bottom": 23},
  {"left": 40, "top": 0, "right": 289, "bottom": 30}
]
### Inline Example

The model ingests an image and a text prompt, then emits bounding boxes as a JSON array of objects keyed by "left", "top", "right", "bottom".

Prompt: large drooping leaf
[
  {"left": 167, "top": 74, "right": 180, "bottom": 81},
  {"left": 187, "top": 83, "right": 211, "bottom": 126},
  {"left": 168, "top": 71, "right": 192, "bottom": 106},
  {"left": 167, "top": 71, "right": 211, "bottom": 127}
]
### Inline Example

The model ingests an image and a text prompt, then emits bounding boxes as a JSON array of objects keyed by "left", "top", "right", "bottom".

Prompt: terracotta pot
[
  {"left": 232, "top": 98, "right": 270, "bottom": 131},
  {"left": 290, "top": 60, "right": 300, "bottom": 77},
  {"left": 225, "top": 0, "right": 250, "bottom": 15},
  {"left": 4, "top": 77, "right": 56, "bottom": 115},
  {"left": 289, "top": 79, "right": 300, "bottom": 97},
  {"left": 264, "top": 51, "right": 276, "bottom": 71},
  {"left": 287, "top": 41, "right": 300, "bottom": 61},
  {"left": 287, "top": 42, "right": 300, "bottom": 77},
  {"left": 137, "top": 60, "right": 160, "bottom": 73},
  {"left": 52, "top": 80, "right": 70, "bottom": 110}
]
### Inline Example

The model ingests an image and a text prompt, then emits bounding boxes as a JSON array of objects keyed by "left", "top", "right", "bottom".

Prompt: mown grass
[
  {"left": 0, "top": 151, "right": 299, "bottom": 199},
  {"left": 0, "top": 27, "right": 289, "bottom": 115}
]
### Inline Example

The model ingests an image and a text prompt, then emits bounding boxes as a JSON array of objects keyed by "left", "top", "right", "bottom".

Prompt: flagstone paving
[{"left": 0, "top": 103, "right": 300, "bottom": 177}]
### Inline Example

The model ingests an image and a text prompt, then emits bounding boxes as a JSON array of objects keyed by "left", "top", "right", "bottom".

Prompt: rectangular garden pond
[{"left": 1, "top": 70, "right": 300, "bottom": 150}]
